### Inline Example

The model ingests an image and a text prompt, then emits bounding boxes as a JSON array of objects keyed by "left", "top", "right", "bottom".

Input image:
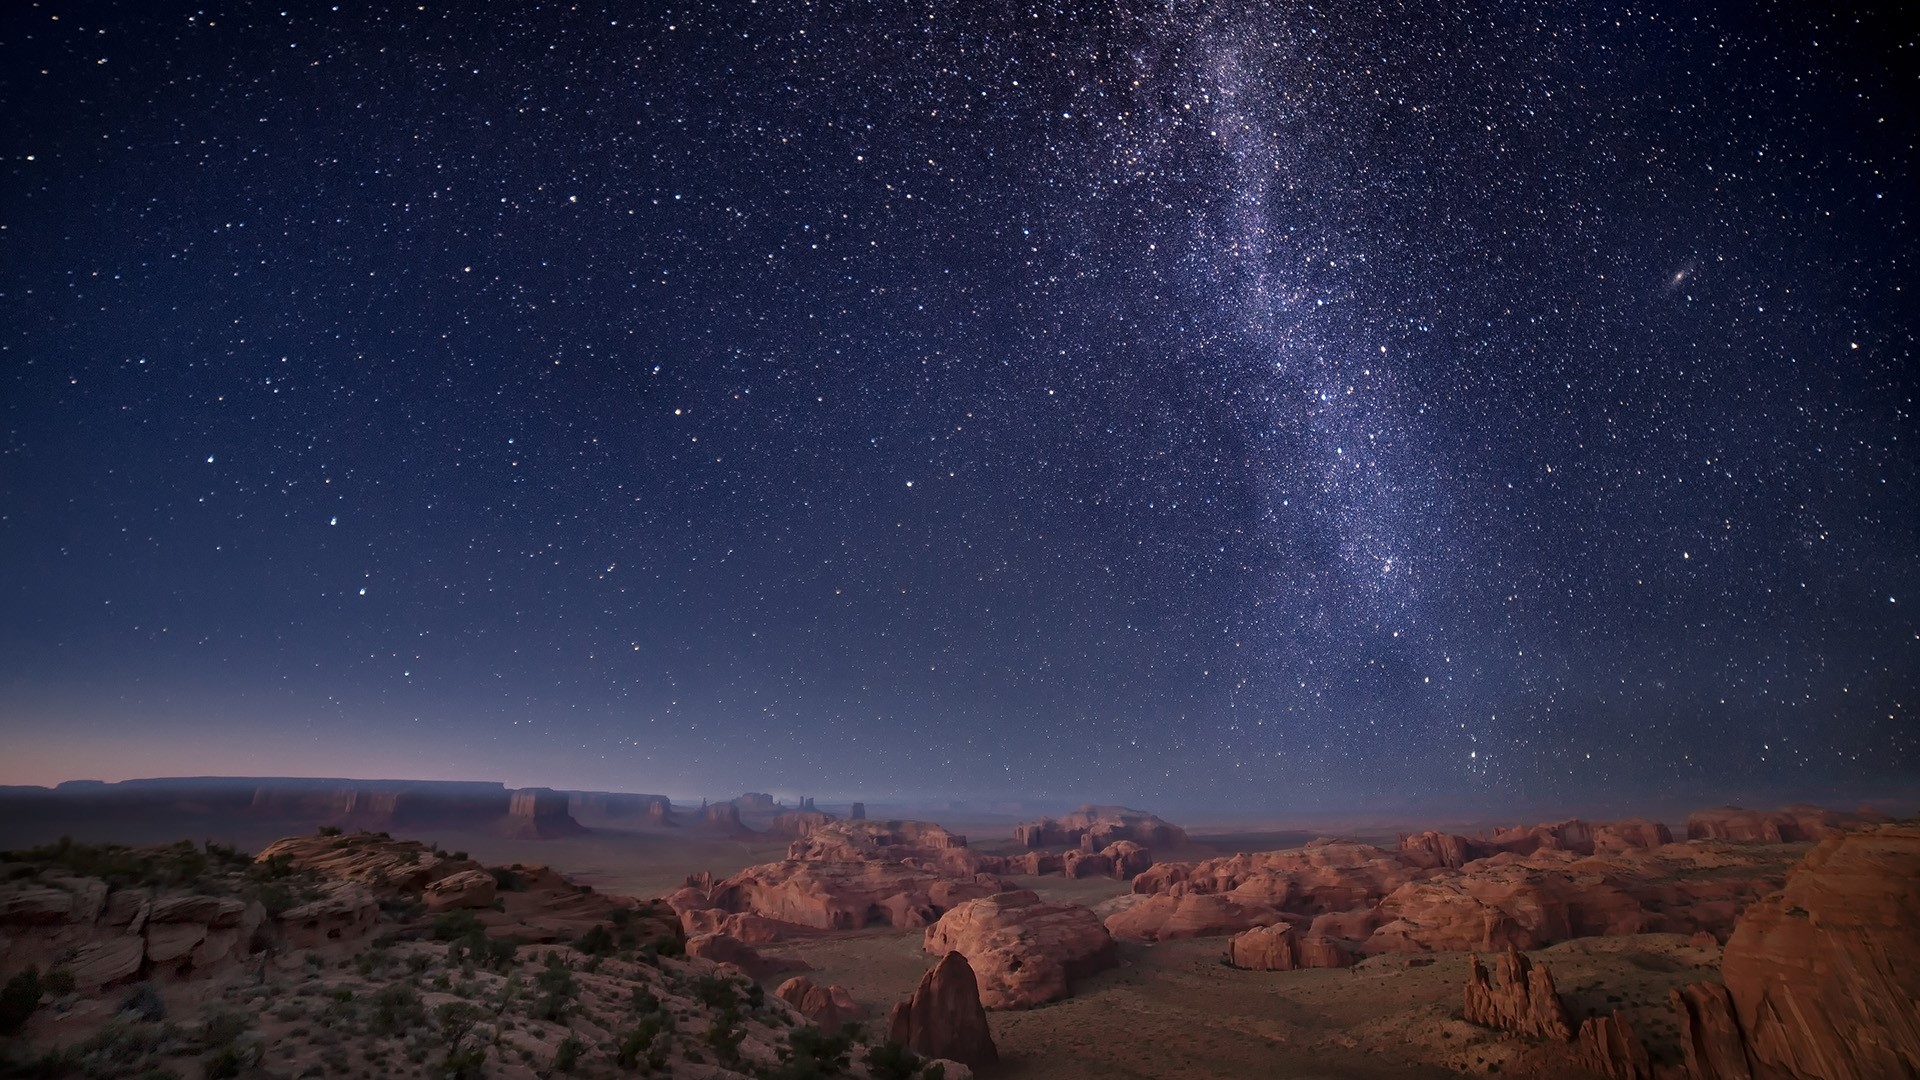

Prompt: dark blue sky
[{"left": 2, "top": 1, "right": 1913, "bottom": 810}]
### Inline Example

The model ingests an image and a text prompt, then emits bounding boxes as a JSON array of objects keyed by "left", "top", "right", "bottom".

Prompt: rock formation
[
  {"left": 886, "top": 951, "right": 998, "bottom": 1070},
  {"left": 685, "top": 931, "right": 811, "bottom": 979},
  {"left": 564, "top": 790, "right": 673, "bottom": 827},
  {"left": 923, "top": 890, "right": 1117, "bottom": 1008},
  {"left": 422, "top": 869, "right": 497, "bottom": 913},
  {"left": 776, "top": 975, "right": 864, "bottom": 1031},
  {"left": 850, "top": 801, "right": 866, "bottom": 820},
  {"left": 1223, "top": 922, "right": 1353, "bottom": 970},
  {"left": 1716, "top": 822, "right": 1920, "bottom": 1078},
  {"left": 698, "top": 800, "right": 751, "bottom": 833},
  {"left": 1104, "top": 892, "right": 1286, "bottom": 942},
  {"left": 499, "top": 787, "right": 586, "bottom": 839},
  {"left": 734, "top": 792, "right": 777, "bottom": 813},
  {"left": 1684, "top": 803, "right": 1891, "bottom": 844},
  {"left": 769, "top": 810, "right": 837, "bottom": 839},
  {"left": 1575, "top": 1010, "right": 1654, "bottom": 1080},
  {"left": 1014, "top": 805, "right": 1187, "bottom": 850},
  {"left": 1461, "top": 947, "right": 1574, "bottom": 1041}
]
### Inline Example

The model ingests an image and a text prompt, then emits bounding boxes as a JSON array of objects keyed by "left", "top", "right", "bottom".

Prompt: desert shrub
[
  {"left": 575, "top": 924, "right": 615, "bottom": 957},
  {"left": 317, "top": 825, "right": 342, "bottom": 837},
  {"left": 42, "top": 969, "right": 76, "bottom": 998},
  {"left": 864, "top": 1041, "right": 921, "bottom": 1080},
  {"left": 691, "top": 974, "right": 738, "bottom": 1010},
  {"left": 439, "top": 1045, "right": 486, "bottom": 1080},
  {"left": 488, "top": 867, "right": 526, "bottom": 892},
  {"left": 433, "top": 911, "right": 485, "bottom": 942},
  {"left": 705, "top": 1012, "right": 744, "bottom": 1066},
  {"left": 0, "top": 967, "right": 42, "bottom": 1035},
  {"left": 369, "top": 984, "right": 427, "bottom": 1037},
  {"left": 630, "top": 988, "right": 660, "bottom": 1014},
  {"left": 616, "top": 1014, "right": 670, "bottom": 1071},
  {"left": 198, "top": 1009, "right": 249, "bottom": 1048},
  {"left": 766, "top": 1024, "right": 854, "bottom": 1079},
  {"left": 531, "top": 953, "right": 579, "bottom": 1022},
  {"left": 653, "top": 934, "right": 685, "bottom": 958},
  {"left": 609, "top": 906, "right": 632, "bottom": 928},
  {"left": 555, "top": 1034, "right": 585, "bottom": 1073}
]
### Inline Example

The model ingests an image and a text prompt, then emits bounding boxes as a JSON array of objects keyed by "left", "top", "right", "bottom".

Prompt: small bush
[
  {"left": 575, "top": 924, "right": 615, "bottom": 957},
  {"left": 317, "top": 825, "right": 342, "bottom": 837},
  {"left": 0, "top": 967, "right": 42, "bottom": 1034},
  {"left": 555, "top": 1034, "right": 585, "bottom": 1072},
  {"left": 865, "top": 1040, "right": 922, "bottom": 1080}
]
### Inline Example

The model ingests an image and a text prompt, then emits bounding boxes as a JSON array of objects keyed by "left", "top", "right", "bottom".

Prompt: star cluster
[{"left": 1, "top": 1, "right": 1912, "bottom": 810}]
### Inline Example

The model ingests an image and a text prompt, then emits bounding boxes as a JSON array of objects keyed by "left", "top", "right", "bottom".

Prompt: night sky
[{"left": 2, "top": 2, "right": 1913, "bottom": 811}]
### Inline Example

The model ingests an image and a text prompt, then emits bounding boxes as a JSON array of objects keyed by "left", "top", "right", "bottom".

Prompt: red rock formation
[
  {"left": 255, "top": 832, "right": 484, "bottom": 894},
  {"left": 776, "top": 976, "right": 864, "bottom": 1031},
  {"left": 1223, "top": 922, "right": 1353, "bottom": 970},
  {"left": 423, "top": 869, "right": 497, "bottom": 913},
  {"left": 850, "top": 801, "right": 866, "bottom": 820},
  {"left": 702, "top": 855, "right": 1003, "bottom": 931},
  {"left": 1718, "top": 823, "right": 1920, "bottom": 1079},
  {"left": 1462, "top": 947, "right": 1574, "bottom": 1041},
  {"left": 1687, "top": 806, "right": 1801, "bottom": 843},
  {"left": 1593, "top": 818, "right": 1673, "bottom": 853},
  {"left": 1103, "top": 840, "right": 1153, "bottom": 878},
  {"left": 499, "top": 787, "right": 587, "bottom": 839},
  {"left": 685, "top": 932, "right": 811, "bottom": 979},
  {"left": 923, "top": 890, "right": 1117, "bottom": 1008},
  {"left": 1371, "top": 866, "right": 1646, "bottom": 952},
  {"left": 1399, "top": 830, "right": 1473, "bottom": 870},
  {"left": 1576, "top": 1010, "right": 1653, "bottom": 1080},
  {"left": 1013, "top": 805, "right": 1187, "bottom": 851},
  {"left": 564, "top": 791, "right": 673, "bottom": 827},
  {"left": 1103, "top": 892, "right": 1285, "bottom": 942},
  {"left": 699, "top": 801, "right": 751, "bottom": 833},
  {"left": 769, "top": 810, "right": 837, "bottom": 839},
  {"left": 886, "top": 951, "right": 998, "bottom": 1070},
  {"left": 1669, "top": 980, "right": 1752, "bottom": 1080},
  {"left": 734, "top": 792, "right": 778, "bottom": 812}
]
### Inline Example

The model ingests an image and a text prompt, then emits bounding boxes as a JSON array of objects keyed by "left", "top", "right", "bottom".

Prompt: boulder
[
  {"left": 0, "top": 886, "right": 83, "bottom": 924},
  {"left": 924, "top": 890, "right": 1116, "bottom": 1008},
  {"left": 277, "top": 882, "right": 378, "bottom": 948},
  {"left": 255, "top": 833, "right": 483, "bottom": 895},
  {"left": 1462, "top": 948, "right": 1573, "bottom": 1041},
  {"left": 66, "top": 937, "right": 145, "bottom": 989},
  {"left": 1399, "top": 831, "right": 1473, "bottom": 870},
  {"left": 886, "top": 951, "right": 998, "bottom": 1070},
  {"left": 775, "top": 976, "right": 864, "bottom": 1031},
  {"left": 423, "top": 869, "right": 498, "bottom": 913}
]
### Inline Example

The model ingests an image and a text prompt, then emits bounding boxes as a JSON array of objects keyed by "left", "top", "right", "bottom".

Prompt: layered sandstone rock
[
  {"left": 1223, "top": 923, "right": 1353, "bottom": 970},
  {"left": 923, "top": 890, "right": 1117, "bottom": 1008},
  {"left": 686, "top": 932, "right": 811, "bottom": 980},
  {"left": 1576, "top": 1010, "right": 1653, "bottom": 1080},
  {"left": 255, "top": 832, "right": 483, "bottom": 894},
  {"left": 1669, "top": 980, "right": 1751, "bottom": 1080},
  {"left": 1461, "top": 947, "right": 1573, "bottom": 1040},
  {"left": 564, "top": 790, "right": 673, "bottom": 827},
  {"left": 1717, "top": 823, "right": 1920, "bottom": 1079},
  {"left": 1014, "top": 805, "right": 1187, "bottom": 851},
  {"left": 500, "top": 787, "right": 586, "bottom": 839},
  {"left": 1104, "top": 892, "right": 1285, "bottom": 942},
  {"left": 887, "top": 951, "right": 998, "bottom": 1070},
  {"left": 698, "top": 801, "right": 751, "bottom": 833},
  {"left": 776, "top": 976, "right": 864, "bottom": 1031},
  {"left": 422, "top": 869, "right": 497, "bottom": 913},
  {"left": 1594, "top": 818, "right": 1673, "bottom": 853},
  {"left": 1370, "top": 867, "right": 1646, "bottom": 953}
]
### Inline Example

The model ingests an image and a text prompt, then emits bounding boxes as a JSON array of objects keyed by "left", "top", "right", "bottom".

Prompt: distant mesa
[
  {"left": 733, "top": 792, "right": 778, "bottom": 813},
  {"left": 563, "top": 790, "right": 673, "bottom": 828},
  {"left": 1685, "top": 803, "right": 1892, "bottom": 844},
  {"left": 1014, "top": 805, "right": 1188, "bottom": 851},
  {"left": 850, "top": 801, "right": 867, "bottom": 820},
  {"left": 769, "top": 809, "right": 837, "bottom": 839},
  {"left": 498, "top": 787, "right": 585, "bottom": 839},
  {"left": 697, "top": 800, "right": 752, "bottom": 834}
]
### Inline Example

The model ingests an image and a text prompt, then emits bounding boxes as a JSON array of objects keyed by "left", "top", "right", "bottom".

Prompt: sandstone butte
[
  {"left": 1462, "top": 946, "right": 1575, "bottom": 1040},
  {"left": 1685, "top": 803, "right": 1892, "bottom": 844},
  {"left": 923, "top": 889, "right": 1118, "bottom": 1009},
  {"left": 887, "top": 950, "right": 1000, "bottom": 1070},
  {"left": 1013, "top": 804, "right": 1189, "bottom": 851}
]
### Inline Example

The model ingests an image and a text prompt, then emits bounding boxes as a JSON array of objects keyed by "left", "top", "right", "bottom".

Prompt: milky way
[{"left": 1, "top": 2, "right": 1912, "bottom": 810}]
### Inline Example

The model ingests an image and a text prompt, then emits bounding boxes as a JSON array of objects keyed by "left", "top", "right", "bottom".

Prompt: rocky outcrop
[
  {"left": 1399, "top": 831, "right": 1473, "bottom": 870},
  {"left": 1461, "top": 947, "right": 1573, "bottom": 1040},
  {"left": 734, "top": 792, "right": 778, "bottom": 813},
  {"left": 1104, "top": 892, "right": 1285, "bottom": 942},
  {"left": 1669, "top": 980, "right": 1751, "bottom": 1080},
  {"left": 850, "top": 802, "right": 866, "bottom": 820},
  {"left": 278, "top": 882, "right": 380, "bottom": 949},
  {"left": 1370, "top": 867, "right": 1646, "bottom": 953},
  {"left": 1223, "top": 923, "right": 1352, "bottom": 970},
  {"left": 776, "top": 976, "right": 864, "bottom": 1031},
  {"left": 1014, "top": 805, "right": 1186, "bottom": 851},
  {"left": 1576, "top": 1010, "right": 1653, "bottom": 1080},
  {"left": 923, "top": 890, "right": 1117, "bottom": 1008},
  {"left": 1716, "top": 822, "right": 1920, "bottom": 1079},
  {"left": 422, "top": 869, "right": 497, "bottom": 913},
  {"left": 887, "top": 951, "right": 998, "bottom": 1070},
  {"left": 255, "top": 832, "right": 483, "bottom": 894},
  {"left": 1685, "top": 803, "right": 1888, "bottom": 844},
  {"left": 1594, "top": 818, "right": 1673, "bottom": 853},
  {"left": 685, "top": 932, "right": 810, "bottom": 980}
]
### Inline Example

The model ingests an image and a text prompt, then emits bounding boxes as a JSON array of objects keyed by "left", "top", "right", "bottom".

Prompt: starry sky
[{"left": 1, "top": 1, "right": 1913, "bottom": 812}]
